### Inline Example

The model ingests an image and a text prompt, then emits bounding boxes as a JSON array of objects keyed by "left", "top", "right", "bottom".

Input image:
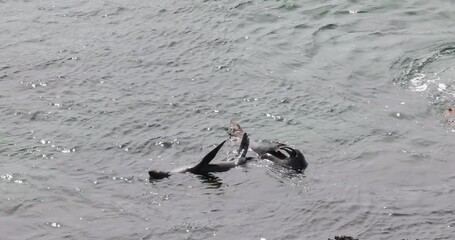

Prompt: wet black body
[
  {"left": 148, "top": 133, "right": 251, "bottom": 180},
  {"left": 228, "top": 120, "right": 308, "bottom": 172}
]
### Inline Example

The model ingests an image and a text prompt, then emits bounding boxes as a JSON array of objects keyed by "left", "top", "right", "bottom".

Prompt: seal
[
  {"left": 148, "top": 133, "right": 252, "bottom": 180},
  {"left": 227, "top": 119, "right": 308, "bottom": 172}
]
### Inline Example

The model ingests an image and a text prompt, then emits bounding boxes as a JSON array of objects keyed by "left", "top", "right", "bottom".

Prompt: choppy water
[{"left": 1, "top": 0, "right": 455, "bottom": 239}]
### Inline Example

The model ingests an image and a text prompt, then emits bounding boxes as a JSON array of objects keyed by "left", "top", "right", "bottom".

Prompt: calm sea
[{"left": 1, "top": 0, "right": 455, "bottom": 239}]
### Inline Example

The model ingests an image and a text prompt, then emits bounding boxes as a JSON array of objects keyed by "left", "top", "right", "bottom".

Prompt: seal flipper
[
  {"left": 264, "top": 146, "right": 295, "bottom": 160},
  {"left": 236, "top": 133, "right": 253, "bottom": 165},
  {"left": 227, "top": 119, "right": 244, "bottom": 138},
  {"left": 192, "top": 140, "right": 226, "bottom": 171},
  {"left": 238, "top": 132, "right": 249, "bottom": 158}
]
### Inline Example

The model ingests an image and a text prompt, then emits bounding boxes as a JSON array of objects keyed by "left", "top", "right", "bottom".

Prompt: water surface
[{"left": 1, "top": 0, "right": 455, "bottom": 239}]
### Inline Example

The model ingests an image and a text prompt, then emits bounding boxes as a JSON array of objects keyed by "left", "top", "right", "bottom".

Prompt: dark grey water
[{"left": 1, "top": 0, "right": 455, "bottom": 239}]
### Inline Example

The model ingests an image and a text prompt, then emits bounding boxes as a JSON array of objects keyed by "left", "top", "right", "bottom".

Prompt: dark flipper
[
  {"left": 265, "top": 146, "right": 295, "bottom": 160},
  {"left": 193, "top": 140, "right": 226, "bottom": 171},
  {"left": 236, "top": 133, "right": 253, "bottom": 165},
  {"left": 238, "top": 132, "right": 249, "bottom": 158}
]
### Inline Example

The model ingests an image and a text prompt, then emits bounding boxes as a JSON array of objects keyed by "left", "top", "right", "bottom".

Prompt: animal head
[{"left": 148, "top": 170, "right": 171, "bottom": 179}]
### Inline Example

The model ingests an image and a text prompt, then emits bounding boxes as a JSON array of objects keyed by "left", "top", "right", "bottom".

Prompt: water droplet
[{"left": 50, "top": 222, "right": 61, "bottom": 228}]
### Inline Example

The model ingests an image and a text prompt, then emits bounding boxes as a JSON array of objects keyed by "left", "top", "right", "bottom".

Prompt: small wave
[
  {"left": 392, "top": 43, "right": 455, "bottom": 101},
  {"left": 1, "top": 173, "right": 27, "bottom": 184}
]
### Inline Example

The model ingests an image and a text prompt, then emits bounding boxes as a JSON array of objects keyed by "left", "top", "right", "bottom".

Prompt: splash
[{"left": 393, "top": 44, "right": 455, "bottom": 101}]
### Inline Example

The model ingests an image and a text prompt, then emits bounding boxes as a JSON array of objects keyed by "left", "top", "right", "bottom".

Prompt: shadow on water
[
  {"left": 328, "top": 236, "right": 359, "bottom": 240},
  {"left": 196, "top": 173, "right": 223, "bottom": 189},
  {"left": 266, "top": 164, "right": 307, "bottom": 183},
  {"left": 148, "top": 173, "right": 223, "bottom": 189}
]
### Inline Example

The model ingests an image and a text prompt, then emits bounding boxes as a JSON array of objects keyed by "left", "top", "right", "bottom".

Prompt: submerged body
[
  {"left": 443, "top": 106, "right": 455, "bottom": 126},
  {"left": 148, "top": 133, "right": 251, "bottom": 179},
  {"left": 228, "top": 120, "right": 308, "bottom": 172}
]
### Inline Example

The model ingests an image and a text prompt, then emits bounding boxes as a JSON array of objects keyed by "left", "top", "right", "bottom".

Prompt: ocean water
[{"left": 1, "top": 0, "right": 455, "bottom": 239}]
